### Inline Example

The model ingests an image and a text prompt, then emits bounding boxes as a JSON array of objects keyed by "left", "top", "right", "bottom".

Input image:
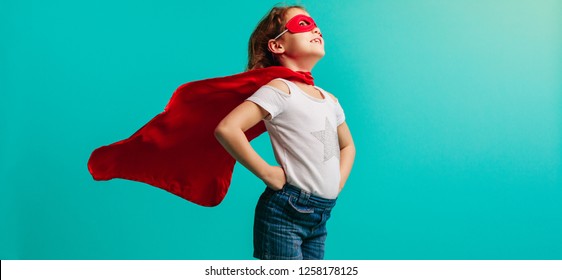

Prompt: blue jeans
[{"left": 253, "top": 183, "right": 337, "bottom": 260}]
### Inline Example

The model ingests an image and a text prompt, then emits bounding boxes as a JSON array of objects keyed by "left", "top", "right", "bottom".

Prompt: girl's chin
[
  {"left": 313, "top": 51, "right": 326, "bottom": 58},
  {"left": 306, "top": 48, "right": 325, "bottom": 56}
]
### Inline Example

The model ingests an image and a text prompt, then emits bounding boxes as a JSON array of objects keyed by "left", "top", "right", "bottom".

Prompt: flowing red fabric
[{"left": 88, "top": 66, "right": 314, "bottom": 207}]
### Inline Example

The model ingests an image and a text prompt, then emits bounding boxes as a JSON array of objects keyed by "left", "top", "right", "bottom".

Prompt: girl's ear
[{"left": 268, "top": 39, "right": 285, "bottom": 55}]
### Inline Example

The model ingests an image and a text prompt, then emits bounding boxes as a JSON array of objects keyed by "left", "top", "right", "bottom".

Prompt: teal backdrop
[{"left": 1, "top": 0, "right": 561, "bottom": 259}]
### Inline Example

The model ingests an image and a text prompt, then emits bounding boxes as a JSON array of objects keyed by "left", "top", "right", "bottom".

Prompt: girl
[{"left": 215, "top": 5, "right": 355, "bottom": 260}]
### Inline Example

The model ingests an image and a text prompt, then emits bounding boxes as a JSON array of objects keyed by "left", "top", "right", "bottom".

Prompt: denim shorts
[{"left": 253, "top": 183, "right": 337, "bottom": 260}]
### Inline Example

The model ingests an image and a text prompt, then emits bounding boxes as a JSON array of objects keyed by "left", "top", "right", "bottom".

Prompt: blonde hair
[{"left": 246, "top": 4, "right": 306, "bottom": 70}]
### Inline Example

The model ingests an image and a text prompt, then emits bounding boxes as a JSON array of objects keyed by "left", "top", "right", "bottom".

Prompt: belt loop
[{"left": 298, "top": 188, "right": 310, "bottom": 204}]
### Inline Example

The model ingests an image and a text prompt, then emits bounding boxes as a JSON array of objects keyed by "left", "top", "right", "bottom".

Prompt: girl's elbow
[
  {"left": 341, "top": 142, "right": 356, "bottom": 153},
  {"left": 214, "top": 121, "right": 228, "bottom": 140},
  {"left": 214, "top": 120, "right": 238, "bottom": 140}
]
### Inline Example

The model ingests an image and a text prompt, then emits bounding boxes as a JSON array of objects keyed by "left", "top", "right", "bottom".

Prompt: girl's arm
[
  {"left": 337, "top": 121, "right": 356, "bottom": 192},
  {"left": 214, "top": 101, "right": 286, "bottom": 190}
]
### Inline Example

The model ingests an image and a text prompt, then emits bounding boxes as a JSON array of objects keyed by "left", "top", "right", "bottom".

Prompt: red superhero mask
[{"left": 273, "top": 14, "right": 318, "bottom": 40}]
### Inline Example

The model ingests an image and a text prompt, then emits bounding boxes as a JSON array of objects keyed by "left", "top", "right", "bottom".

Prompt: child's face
[{"left": 276, "top": 8, "right": 325, "bottom": 60}]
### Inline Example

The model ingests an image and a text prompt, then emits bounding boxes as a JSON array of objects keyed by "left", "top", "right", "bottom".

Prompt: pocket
[
  {"left": 259, "top": 187, "right": 274, "bottom": 201},
  {"left": 258, "top": 186, "right": 281, "bottom": 209},
  {"left": 287, "top": 195, "right": 315, "bottom": 214}
]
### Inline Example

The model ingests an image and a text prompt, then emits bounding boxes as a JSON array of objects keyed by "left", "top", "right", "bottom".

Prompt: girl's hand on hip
[{"left": 262, "top": 166, "right": 286, "bottom": 191}]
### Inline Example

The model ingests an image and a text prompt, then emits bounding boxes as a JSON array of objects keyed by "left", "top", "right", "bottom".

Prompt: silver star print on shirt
[{"left": 311, "top": 117, "right": 340, "bottom": 162}]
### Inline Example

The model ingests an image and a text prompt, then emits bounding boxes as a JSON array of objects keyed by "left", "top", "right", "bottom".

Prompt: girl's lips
[{"left": 310, "top": 38, "right": 323, "bottom": 44}]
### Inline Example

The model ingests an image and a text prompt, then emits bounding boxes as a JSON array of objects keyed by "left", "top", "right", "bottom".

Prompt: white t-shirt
[{"left": 247, "top": 78, "right": 345, "bottom": 199}]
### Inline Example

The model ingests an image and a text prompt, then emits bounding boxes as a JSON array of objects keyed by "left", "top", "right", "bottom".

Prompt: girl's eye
[{"left": 299, "top": 20, "right": 309, "bottom": 26}]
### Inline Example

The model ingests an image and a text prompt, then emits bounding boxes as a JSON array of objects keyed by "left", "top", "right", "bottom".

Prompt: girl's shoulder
[
  {"left": 265, "top": 79, "right": 290, "bottom": 95},
  {"left": 265, "top": 79, "right": 339, "bottom": 103},
  {"left": 323, "top": 90, "right": 339, "bottom": 103},
  {"left": 313, "top": 84, "right": 339, "bottom": 103}
]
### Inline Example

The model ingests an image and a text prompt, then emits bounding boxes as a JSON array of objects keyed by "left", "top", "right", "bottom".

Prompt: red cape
[{"left": 87, "top": 66, "right": 314, "bottom": 207}]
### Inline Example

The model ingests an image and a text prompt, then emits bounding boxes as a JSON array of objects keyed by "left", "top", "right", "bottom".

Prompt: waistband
[{"left": 277, "top": 183, "right": 337, "bottom": 209}]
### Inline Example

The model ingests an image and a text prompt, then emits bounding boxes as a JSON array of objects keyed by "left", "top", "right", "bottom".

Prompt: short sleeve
[
  {"left": 246, "top": 85, "right": 290, "bottom": 120},
  {"left": 335, "top": 99, "right": 346, "bottom": 126}
]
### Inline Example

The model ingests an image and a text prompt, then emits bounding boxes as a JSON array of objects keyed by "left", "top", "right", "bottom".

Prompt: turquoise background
[{"left": 1, "top": 0, "right": 561, "bottom": 259}]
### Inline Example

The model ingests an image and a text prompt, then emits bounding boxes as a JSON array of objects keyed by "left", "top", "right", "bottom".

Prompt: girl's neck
[{"left": 280, "top": 57, "right": 319, "bottom": 73}]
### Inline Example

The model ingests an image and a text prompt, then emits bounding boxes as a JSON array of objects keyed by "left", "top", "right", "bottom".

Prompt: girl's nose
[{"left": 313, "top": 27, "right": 322, "bottom": 37}]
